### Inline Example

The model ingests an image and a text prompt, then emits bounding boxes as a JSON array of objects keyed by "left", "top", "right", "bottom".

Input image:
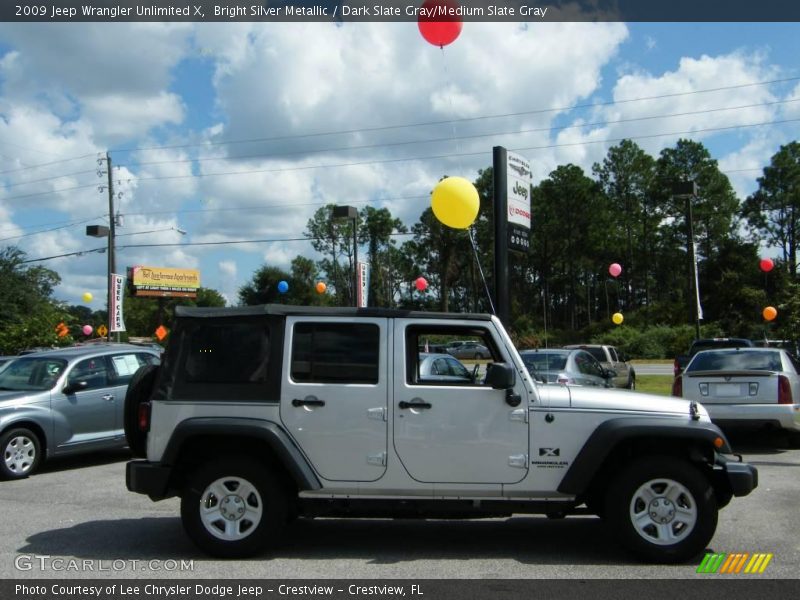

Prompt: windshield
[
  {"left": 687, "top": 350, "right": 783, "bottom": 372},
  {"left": 0, "top": 357, "right": 67, "bottom": 391}
]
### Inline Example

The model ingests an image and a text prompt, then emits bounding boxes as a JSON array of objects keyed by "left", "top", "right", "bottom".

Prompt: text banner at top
[{"left": 4, "top": 1, "right": 800, "bottom": 23}]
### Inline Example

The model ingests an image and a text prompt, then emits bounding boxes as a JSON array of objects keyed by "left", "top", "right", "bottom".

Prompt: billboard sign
[{"left": 129, "top": 266, "right": 200, "bottom": 298}]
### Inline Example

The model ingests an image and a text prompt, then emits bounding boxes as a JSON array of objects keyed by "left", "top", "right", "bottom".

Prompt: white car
[{"left": 672, "top": 347, "right": 800, "bottom": 439}]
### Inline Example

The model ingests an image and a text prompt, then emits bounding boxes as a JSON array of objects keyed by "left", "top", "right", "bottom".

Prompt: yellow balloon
[
  {"left": 82, "top": 292, "right": 93, "bottom": 303},
  {"left": 612, "top": 312, "right": 624, "bottom": 325},
  {"left": 431, "top": 176, "right": 480, "bottom": 229}
]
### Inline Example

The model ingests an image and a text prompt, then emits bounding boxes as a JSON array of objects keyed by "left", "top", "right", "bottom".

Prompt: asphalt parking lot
[{"left": 1, "top": 431, "right": 798, "bottom": 581}]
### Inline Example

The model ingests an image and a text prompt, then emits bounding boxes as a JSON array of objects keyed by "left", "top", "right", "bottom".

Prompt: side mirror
[
  {"left": 485, "top": 362, "right": 516, "bottom": 389},
  {"left": 63, "top": 380, "right": 88, "bottom": 395},
  {"left": 604, "top": 368, "right": 618, "bottom": 379}
]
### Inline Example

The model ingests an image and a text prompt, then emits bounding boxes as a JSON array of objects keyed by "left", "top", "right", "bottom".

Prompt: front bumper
[
  {"left": 126, "top": 460, "right": 174, "bottom": 500},
  {"left": 715, "top": 453, "right": 758, "bottom": 497}
]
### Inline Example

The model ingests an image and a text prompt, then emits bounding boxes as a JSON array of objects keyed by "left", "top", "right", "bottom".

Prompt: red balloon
[
  {"left": 760, "top": 258, "right": 774, "bottom": 273},
  {"left": 415, "top": 277, "right": 428, "bottom": 292},
  {"left": 417, "top": 0, "right": 463, "bottom": 47}
]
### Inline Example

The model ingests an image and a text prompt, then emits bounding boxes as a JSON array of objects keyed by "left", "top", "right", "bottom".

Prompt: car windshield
[
  {"left": 522, "top": 353, "right": 568, "bottom": 371},
  {"left": 687, "top": 350, "right": 783, "bottom": 372},
  {"left": 0, "top": 357, "right": 68, "bottom": 391}
]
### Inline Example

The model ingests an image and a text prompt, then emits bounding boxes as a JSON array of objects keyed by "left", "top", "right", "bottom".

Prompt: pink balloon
[
  {"left": 82, "top": 325, "right": 93, "bottom": 336},
  {"left": 608, "top": 263, "right": 622, "bottom": 278},
  {"left": 760, "top": 258, "right": 774, "bottom": 273},
  {"left": 415, "top": 277, "right": 428, "bottom": 292}
]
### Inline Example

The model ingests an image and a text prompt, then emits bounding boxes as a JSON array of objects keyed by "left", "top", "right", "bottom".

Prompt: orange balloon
[
  {"left": 315, "top": 282, "right": 327, "bottom": 294},
  {"left": 763, "top": 306, "right": 777, "bottom": 321}
]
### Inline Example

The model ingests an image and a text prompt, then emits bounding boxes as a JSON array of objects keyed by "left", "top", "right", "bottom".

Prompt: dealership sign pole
[{"left": 493, "top": 146, "right": 532, "bottom": 327}]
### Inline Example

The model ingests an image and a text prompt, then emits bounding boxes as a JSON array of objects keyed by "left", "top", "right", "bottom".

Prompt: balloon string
[
  {"left": 469, "top": 228, "right": 495, "bottom": 315},
  {"left": 439, "top": 46, "right": 464, "bottom": 173}
]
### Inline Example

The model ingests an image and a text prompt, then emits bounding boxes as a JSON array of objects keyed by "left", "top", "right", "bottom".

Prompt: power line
[
  {"left": 0, "top": 216, "right": 103, "bottom": 243},
  {"left": 1, "top": 168, "right": 99, "bottom": 189},
  {"left": 117, "top": 99, "right": 800, "bottom": 169},
  {"left": 21, "top": 232, "right": 416, "bottom": 263},
  {"left": 111, "top": 75, "right": 800, "bottom": 154},
  {"left": 119, "top": 117, "right": 800, "bottom": 185},
  {"left": 4, "top": 117, "right": 796, "bottom": 205},
  {"left": 0, "top": 153, "right": 99, "bottom": 176}
]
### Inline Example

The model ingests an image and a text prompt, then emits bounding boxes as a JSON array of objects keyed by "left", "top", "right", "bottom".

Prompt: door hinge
[
  {"left": 508, "top": 454, "right": 528, "bottom": 468},
  {"left": 367, "top": 452, "right": 387, "bottom": 466},
  {"left": 367, "top": 407, "right": 387, "bottom": 421},
  {"left": 509, "top": 408, "right": 528, "bottom": 423}
]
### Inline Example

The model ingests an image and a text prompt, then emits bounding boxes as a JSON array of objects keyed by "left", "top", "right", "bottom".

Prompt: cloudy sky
[{"left": 0, "top": 20, "right": 798, "bottom": 311}]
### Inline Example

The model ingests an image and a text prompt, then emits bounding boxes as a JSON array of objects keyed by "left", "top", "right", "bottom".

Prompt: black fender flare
[
  {"left": 557, "top": 417, "right": 731, "bottom": 495},
  {"left": 162, "top": 417, "right": 321, "bottom": 491}
]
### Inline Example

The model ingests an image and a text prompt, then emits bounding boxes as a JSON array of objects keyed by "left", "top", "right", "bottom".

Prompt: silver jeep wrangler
[{"left": 126, "top": 305, "right": 756, "bottom": 563}]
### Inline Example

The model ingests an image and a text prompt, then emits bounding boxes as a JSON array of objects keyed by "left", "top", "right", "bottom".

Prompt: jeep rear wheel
[
  {"left": 0, "top": 427, "right": 41, "bottom": 479},
  {"left": 181, "top": 458, "right": 288, "bottom": 558},
  {"left": 123, "top": 364, "right": 159, "bottom": 458},
  {"left": 605, "top": 456, "right": 717, "bottom": 563}
]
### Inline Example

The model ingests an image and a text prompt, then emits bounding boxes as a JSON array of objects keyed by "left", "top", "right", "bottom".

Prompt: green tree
[
  {"left": 742, "top": 141, "right": 800, "bottom": 278},
  {"left": 358, "top": 206, "right": 406, "bottom": 307},
  {"left": 0, "top": 246, "right": 71, "bottom": 353}
]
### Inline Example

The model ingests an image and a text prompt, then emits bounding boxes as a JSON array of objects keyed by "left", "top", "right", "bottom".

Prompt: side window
[
  {"left": 291, "top": 323, "right": 379, "bottom": 384},
  {"left": 608, "top": 347, "right": 619, "bottom": 362},
  {"left": 407, "top": 324, "right": 498, "bottom": 386},
  {"left": 576, "top": 353, "right": 603, "bottom": 377},
  {"left": 109, "top": 353, "right": 156, "bottom": 385},
  {"left": 67, "top": 357, "right": 110, "bottom": 391}
]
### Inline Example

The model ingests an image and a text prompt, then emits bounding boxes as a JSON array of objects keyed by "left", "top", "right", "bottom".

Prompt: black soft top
[{"left": 175, "top": 304, "right": 494, "bottom": 321}]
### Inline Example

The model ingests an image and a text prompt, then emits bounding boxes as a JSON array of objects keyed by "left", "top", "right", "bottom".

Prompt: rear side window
[
  {"left": 156, "top": 316, "right": 281, "bottom": 402},
  {"left": 291, "top": 323, "right": 379, "bottom": 384},
  {"left": 584, "top": 347, "right": 606, "bottom": 362},
  {"left": 109, "top": 352, "right": 158, "bottom": 385}
]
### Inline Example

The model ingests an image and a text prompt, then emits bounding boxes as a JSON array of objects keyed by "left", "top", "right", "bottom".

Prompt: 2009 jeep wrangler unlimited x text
[{"left": 125, "top": 305, "right": 757, "bottom": 562}]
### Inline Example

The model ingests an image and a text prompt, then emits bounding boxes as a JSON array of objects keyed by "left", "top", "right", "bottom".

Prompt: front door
[
  {"left": 280, "top": 317, "right": 389, "bottom": 482},
  {"left": 392, "top": 320, "right": 529, "bottom": 484},
  {"left": 52, "top": 356, "right": 116, "bottom": 449}
]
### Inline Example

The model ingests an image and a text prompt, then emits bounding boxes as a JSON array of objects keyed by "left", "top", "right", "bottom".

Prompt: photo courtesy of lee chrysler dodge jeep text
[{"left": 125, "top": 305, "right": 756, "bottom": 563}]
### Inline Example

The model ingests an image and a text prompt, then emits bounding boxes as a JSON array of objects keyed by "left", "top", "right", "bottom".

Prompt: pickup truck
[
  {"left": 124, "top": 305, "right": 756, "bottom": 563},
  {"left": 564, "top": 344, "right": 635, "bottom": 389},
  {"left": 674, "top": 338, "right": 754, "bottom": 377}
]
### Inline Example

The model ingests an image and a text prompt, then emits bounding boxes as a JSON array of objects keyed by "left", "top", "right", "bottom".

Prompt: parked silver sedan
[
  {"left": 417, "top": 353, "right": 477, "bottom": 384},
  {"left": 519, "top": 348, "right": 615, "bottom": 387},
  {"left": 672, "top": 347, "right": 800, "bottom": 437}
]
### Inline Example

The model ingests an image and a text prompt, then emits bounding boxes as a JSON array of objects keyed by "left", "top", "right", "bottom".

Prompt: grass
[{"left": 636, "top": 375, "right": 674, "bottom": 397}]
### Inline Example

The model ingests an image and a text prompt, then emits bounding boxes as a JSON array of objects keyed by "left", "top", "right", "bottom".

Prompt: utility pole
[
  {"left": 673, "top": 181, "right": 702, "bottom": 339},
  {"left": 106, "top": 152, "right": 118, "bottom": 342}
]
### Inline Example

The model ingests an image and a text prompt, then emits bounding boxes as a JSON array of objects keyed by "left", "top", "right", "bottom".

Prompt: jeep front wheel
[
  {"left": 604, "top": 456, "right": 717, "bottom": 563},
  {"left": 181, "top": 458, "right": 288, "bottom": 558}
]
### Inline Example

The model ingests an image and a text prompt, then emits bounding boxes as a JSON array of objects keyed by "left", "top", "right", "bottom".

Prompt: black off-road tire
[
  {"left": 0, "top": 427, "right": 42, "bottom": 480},
  {"left": 123, "top": 364, "right": 160, "bottom": 457},
  {"left": 180, "top": 458, "right": 288, "bottom": 558},
  {"left": 604, "top": 455, "right": 718, "bottom": 563}
]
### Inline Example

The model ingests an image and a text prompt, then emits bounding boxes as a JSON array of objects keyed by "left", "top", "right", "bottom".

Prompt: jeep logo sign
[{"left": 505, "top": 150, "right": 532, "bottom": 253}]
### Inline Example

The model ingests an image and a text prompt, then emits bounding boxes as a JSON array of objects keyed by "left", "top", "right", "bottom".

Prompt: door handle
[
  {"left": 399, "top": 399, "right": 432, "bottom": 410},
  {"left": 102, "top": 394, "right": 114, "bottom": 401},
  {"left": 292, "top": 396, "right": 325, "bottom": 407}
]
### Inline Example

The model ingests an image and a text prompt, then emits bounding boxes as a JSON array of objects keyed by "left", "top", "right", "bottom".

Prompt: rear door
[{"left": 280, "top": 317, "right": 389, "bottom": 482}]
